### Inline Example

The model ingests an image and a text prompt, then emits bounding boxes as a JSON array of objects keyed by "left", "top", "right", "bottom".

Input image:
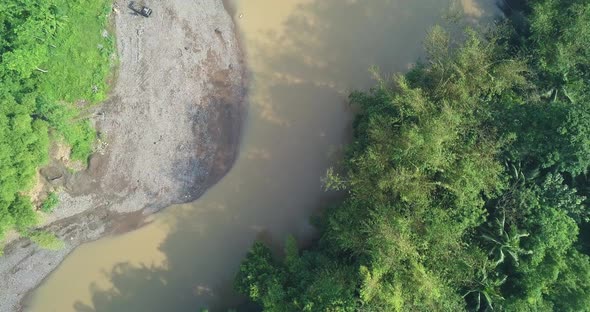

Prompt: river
[{"left": 26, "top": 1, "right": 498, "bottom": 311}]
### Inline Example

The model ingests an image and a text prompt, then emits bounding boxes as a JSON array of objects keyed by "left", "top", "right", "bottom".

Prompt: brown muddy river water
[{"left": 27, "top": 1, "right": 497, "bottom": 311}]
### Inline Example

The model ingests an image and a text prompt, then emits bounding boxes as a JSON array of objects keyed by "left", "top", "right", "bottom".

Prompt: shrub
[
  {"left": 29, "top": 231, "right": 65, "bottom": 250},
  {"left": 41, "top": 192, "right": 59, "bottom": 213}
]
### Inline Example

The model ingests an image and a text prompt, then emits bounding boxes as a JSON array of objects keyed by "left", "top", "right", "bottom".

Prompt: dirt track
[{"left": 0, "top": 1, "right": 245, "bottom": 311}]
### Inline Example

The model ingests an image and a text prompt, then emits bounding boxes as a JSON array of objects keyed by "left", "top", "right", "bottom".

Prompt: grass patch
[
  {"left": 41, "top": 192, "right": 59, "bottom": 213},
  {"left": 0, "top": 0, "right": 115, "bottom": 245},
  {"left": 39, "top": 0, "right": 116, "bottom": 104},
  {"left": 28, "top": 231, "right": 65, "bottom": 250},
  {"left": 38, "top": 0, "right": 115, "bottom": 162}
]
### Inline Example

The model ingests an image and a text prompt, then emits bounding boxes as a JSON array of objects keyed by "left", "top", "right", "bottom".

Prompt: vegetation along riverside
[
  {"left": 235, "top": 0, "right": 590, "bottom": 310},
  {"left": 2, "top": 0, "right": 590, "bottom": 311},
  {"left": 0, "top": 0, "right": 114, "bottom": 250}
]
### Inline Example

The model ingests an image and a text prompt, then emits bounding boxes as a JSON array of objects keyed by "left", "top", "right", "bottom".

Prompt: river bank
[
  {"left": 0, "top": 1, "right": 245, "bottom": 311},
  {"left": 25, "top": 1, "right": 502, "bottom": 311}
]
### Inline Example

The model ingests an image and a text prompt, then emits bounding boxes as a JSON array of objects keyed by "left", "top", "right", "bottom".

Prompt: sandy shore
[{"left": 0, "top": 1, "right": 245, "bottom": 311}]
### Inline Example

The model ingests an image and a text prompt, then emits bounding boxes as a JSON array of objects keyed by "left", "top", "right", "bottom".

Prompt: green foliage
[
  {"left": 40, "top": 192, "right": 59, "bottom": 213},
  {"left": 546, "top": 249, "right": 590, "bottom": 311},
  {"left": 236, "top": 240, "right": 357, "bottom": 312},
  {"left": 496, "top": 175, "right": 582, "bottom": 308},
  {"left": 481, "top": 211, "right": 532, "bottom": 267},
  {"left": 235, "top": 242, "right": 282, "bottom": 304},
  {"left": 28, "top": 231, "right": 65, "bottom": 250},
  {"left": 0, "top": 0, "right": 114, "bottom": 243},
  {"left": 235, "top": 1, "right": 590, "bottom": 310},
  {"left": 528, "top": 0, "right": 590, "bottom": 103},
  {"left": 462, "top": 260, "right": 507, "bottom": 311},
  {"left": 9, "top": 195, "right": 38, "bottom": 232},
  {"left": 498, "top": 0, "right": 590, "bottom": 175},
  {"left": 497, "top": 99, "right": 590, "bottom": 175},
  {"left": 321, "top": 167, "right": 347, "bottom": 191},
  {"left": 37, "top": 0, "right": 115, "bottom": 104}
]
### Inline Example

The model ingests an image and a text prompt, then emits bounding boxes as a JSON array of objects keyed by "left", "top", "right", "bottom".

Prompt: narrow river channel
[{"left": 27, "top": 1, "right": 498, "bottom": 311}]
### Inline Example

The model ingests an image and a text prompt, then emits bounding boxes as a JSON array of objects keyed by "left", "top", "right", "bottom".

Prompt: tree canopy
[{"left": 235, "top": 0, "right": 590, "bottom": 310}]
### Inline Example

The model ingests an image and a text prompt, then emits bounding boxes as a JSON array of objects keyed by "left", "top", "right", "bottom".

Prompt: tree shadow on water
[
  {"left": 242, "top": 0, "right": 499, "bottom": 130},
  {"left": 73, "top": 263, "right": 171, "bottom": 312},
  {"left": 73, "top": 1, "right": 498, "bottom": 311},
  {"left": 72, "top": 203, "right": 261, "bottom": 312}
]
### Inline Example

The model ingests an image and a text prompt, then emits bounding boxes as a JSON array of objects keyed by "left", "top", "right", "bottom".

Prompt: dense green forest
[
  {"left": 235, "top": 0, "right": 590, "bottom": 310},
  {"left": 0, "top": 0, "right": 114, "bottom": 248}
]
